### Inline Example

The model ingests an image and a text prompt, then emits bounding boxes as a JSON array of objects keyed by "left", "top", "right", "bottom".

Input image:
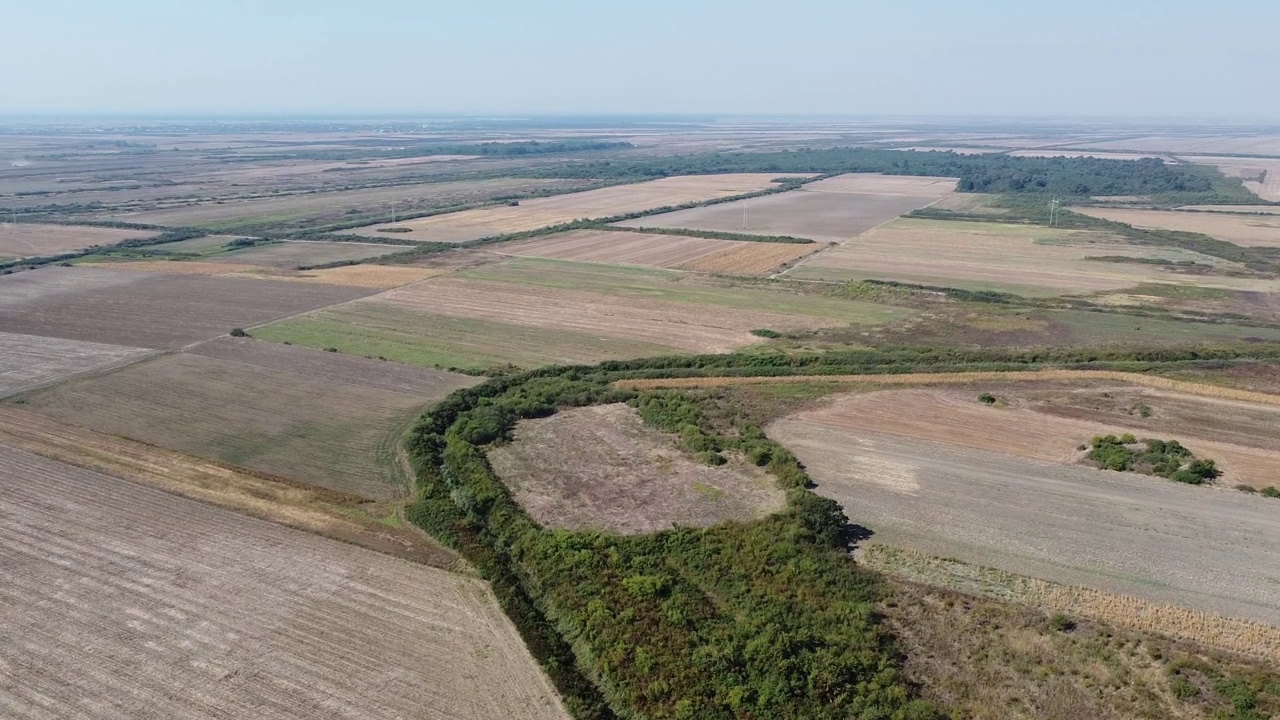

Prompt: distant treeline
[{"left": 528, "top": 147, "right": 1257, "bottom": 201}]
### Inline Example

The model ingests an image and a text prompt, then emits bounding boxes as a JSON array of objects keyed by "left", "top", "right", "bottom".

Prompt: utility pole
[
  {"left": 391, "top": 202, "right": 397, "bottom": 225},
  {"left": 1049, "top": 197, "right": 1061, "bottom": 227}
]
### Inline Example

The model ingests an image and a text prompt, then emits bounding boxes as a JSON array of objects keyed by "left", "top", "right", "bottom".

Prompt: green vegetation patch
[{"left": 1087, "top": 434, "right": 1221, "bottom": 484}]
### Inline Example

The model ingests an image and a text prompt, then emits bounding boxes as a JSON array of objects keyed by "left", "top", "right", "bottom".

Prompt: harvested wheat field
[
  {"left": 0, "top": 266, "right": 369, "bottom": 348},
  {"left": 786, "top": 217, "right": 1266, "bottom": 296},
  {"left": 0, "top": 222, "right": 159, "bottom": 259},
  {"left": 0, "top": 446, "right": 568, "bottom": 720},
  {"left": 348, "top": 174, "right": 808, "bottom": 243},
  {"left": 0, "top": 330, "right": 150, "bottom": 396},
  {"left": 212, "top": 240, "right": 412, "bottom": 269},
  {"left": 496, "top": 229, "right": 817, "bottom": 275},
  {"left": 488, "top": 404, "right": 784, "bottom": 533},
  {"left": 617, "top": 173, "right": 957, "bottom": 244},
  {"left": 769, "top": 388, "right": 1280, "bottom": 625},
  {"left": 1076, "top": 206, "right": 1280, "bottom": 247},
  {"left": 82, "top": 259, "right": 441, "bottom": 289},
  {"left": 1187, "top": 156, "right": 1280, "bottom": 201},
  {"left": 15, "top": 339, "right": 478, "bottom": 499},
  {"left": 0, "top": 406, "right": 458, "bottom": 567},
  {"left": 1177, "top": 204, "right": 1280, "bottom": 215}
]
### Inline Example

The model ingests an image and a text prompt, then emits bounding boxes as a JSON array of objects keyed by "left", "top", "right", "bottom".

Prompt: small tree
[{"left": 229, "top": 328, "right": 248, "bottom": 337}]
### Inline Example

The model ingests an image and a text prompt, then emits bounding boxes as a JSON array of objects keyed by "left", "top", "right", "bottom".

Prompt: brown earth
[
  {"left": 767, "top": 389, "right": 1280, "bottom": 625},
  {"left": 348, "top": 174, "right": 808, "bottom": 242},
  {"left": 0, "top": 445, "right": 568, "bottom": 720},
  {"left": 372, "top": 276, "right": 851, "bottom": 353},
  {"left": 1076, "top": 206, "right": 1280, "bottom": 247},
  {"left": 0, "top": 222, "right": 160, "bottom": 259},
  {"left": 84, "top": 258, "right": 442, "bottom": 289},
  {"left": 15, "top": 343, "right": 478, "bottom": 499},
  {"left": 617, "top": 173, "right": 957, "bottom": 244},
  {"left": 0, "top": 330, "right": 151, "bottom": 397},
  {"left": 676, "top": 241, "right": 821, "bottom": 275},
  {"left": 496, "top": 229, "right": 739, "bottom": 269},
  {"left": 212, "top": 240, "right": 412, "bottom": 269},
  {"left": 0, "top": 266, "right": 370, "bottom": 348},
  {"left": 487, "top": 404, "right": 784, "bottom": 534}
]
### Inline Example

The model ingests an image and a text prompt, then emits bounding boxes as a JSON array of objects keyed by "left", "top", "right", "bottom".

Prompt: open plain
[
  {"left": 0, "top": 445, "right": 568, "bottom": 720},
  {"left": 769, "top": 391, "right": 1280, "bottom": 625},
  {"left": 495, "top": 228, "right": 819, "bottom": 274},
  {"left": 0, "top": 223, "right": 159, "bottom": 259},
  {"left": 0, "top": 330, "right": 150, "bottom": 396},
  {"left": 1075, "top": 206, "right": 1280, "bottom": 247},
  {"left": 348, "top": 173, "right": 809, "bottom": 242}
]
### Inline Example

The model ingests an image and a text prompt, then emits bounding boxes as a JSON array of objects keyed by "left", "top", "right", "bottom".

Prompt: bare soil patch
[
  {"left": 488, "top": 404, "right": 784, "bottom": 533},
  {"left": 16, "top": 344, "right": 478, "bottom": 499},
  {"left": 769, "top": 390, "right": 1280, "bottom": 625},
  {"left": 787, "top": 217, "right": 1266, "bottom": 295},
  {"left": 348, "top": 174, "right": 807, "bottom": 243},
  {"left": 676, "top": 241, "right": 820, "bottom": 275},
  {"left": 85, "top": 258, "right": 441, "bottom": 289},
  {"left": 0, "top": 266, "right": 369, "bottom": 348},
  {"left": 497, "top": 229, "right": 739, "bottom": 269},
  {"left": 0, "top": 222, "right": 159, "bottom": 258},
  {"left": 0, "top": 330, "right": 150, "bottom": 397},
  {"left": 1076, "top": 206, "right": 1280, "bottom": 247},
  {"left": 0, "top": 446, "right": 567, "bottom": 720},
  {"left": 617, "top": 174, "right": 956, "bottom": 244}
]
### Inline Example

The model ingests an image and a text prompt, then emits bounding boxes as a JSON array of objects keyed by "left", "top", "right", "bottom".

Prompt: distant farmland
[
  {"left": 616, "top": 173, "right": 957, "bottom": 243},
  {"left": 0, "top": 330, "right": 150, "bottom": 397},
  {"left": 209, "top": 239, "right": 412, "bottom": 268},
  {"left": 0, "top": 447, "right": 568, "bottom": 720},
  {"left": 0, "top": 266, "right": 370, "bottom": 348},
  {"left": 1076, "top": 207, "right": 1280, "bottom": 247},
  {"left": 348, "top": 174, "right": 811, "bottom": 243},
  {"left": 0, "top": 223, "right": 159, "bottom": 259},
  {"left": 496, "top": 229, "right": 818, "bottom": 275},
  {"left": 16, "top": 338, "right": 478, "bottom": 498}
]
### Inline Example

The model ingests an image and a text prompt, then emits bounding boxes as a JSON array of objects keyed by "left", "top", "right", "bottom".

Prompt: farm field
[
  {"left": 1062, "top": 135, "right": 1280, "bottom": 156},
  {"left": 769, "top": 390, "right": 1280, "bottom": 625},
  {"left": 785, "top": 217, "right": 1267, "bottom": 296},
  {"left": 0, "top": 266, "right": 369, "bottom": 348},
  {"left": 616, "top": 173, "right": 957, "bottom": 243},
  {"left": 1177, "top": 204, "right": 1280, "bottom": 215},
  {"left": 0, "top": 330, "right": 150, "bottom": 396},
  {"left": 1074, "top": 206, "right": 1280, "bottom": 247},
  {"left": 1186, "top": 156, "right": 1280, "bottom": 201},
  {"left": 488, "top": 404, "right": 784, "bottom": 534},
  {"left": 210, "top": 239, "right": 412, "bottom": 268},
  {"left": 0, "top": 222, "right": 159, "bottom": 259},
  {"left": 82, "top": 258, "right": 443, "bottom": 289},
  {"left": 348, "top": 173, "right": 809, "bottom": 242},
  {"left": 14, "top": 338, "right": 478, "bottom": 498},
  {"left": 112, "top": 177, "right": 581, "bottom": 231},
  {"left": 494, "top": 229, "right": 818, "bottom": 275},
  {"left": 0, "top": 446, "right": 568, "bottom": 720}
]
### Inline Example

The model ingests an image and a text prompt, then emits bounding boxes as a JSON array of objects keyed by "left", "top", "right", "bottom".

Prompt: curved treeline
[
  {"left": 529, "top": 147, "right": 1258, "bottom": 202},
  {"left": 401, "top": 343, "right": 1280, "bottom": 720}
]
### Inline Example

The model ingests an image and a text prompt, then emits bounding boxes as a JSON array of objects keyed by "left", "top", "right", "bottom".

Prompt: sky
[{"left": 2, "top": 0, "right": 1278, "bottom": 119}]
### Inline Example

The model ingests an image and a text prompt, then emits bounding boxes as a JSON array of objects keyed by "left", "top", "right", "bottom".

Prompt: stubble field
[
  {"left": 616, "top": 173, "right": 956, "bottom": 243},
  {"left": 0, "top": 266, "right": 370, "bottom": 348},
  {"left": 348, "top": 174, "right": 810, "bottom": 242},
  {"left": 0, "top": 446, "right": 568, "bottom": 720},
  {"left": 768, "top": 388, "right": 1280, "bottom": 625},
  {"left": 1075, "top": 206, "right": 1280, "bottom": 247},
  {"left": 495, "top": 229, "right": 820, "bottom": 275},
  {"left": 0, "top": 223, "right": 160, "bottom": 259},
  {"left": 785, "top": 217, "right": 1265, "bottom": 296},
  {"left": 209, "top": 240, "right": 412, "bottom": 268},
  {"left": 488, "top": 404, "right": 785, "bottom": 534},
  {"left": 14, "top": 338, "right": 478, "bottom": 499},
  {"left": 0, "top": 330, "right": 150, "bottom": 396}
]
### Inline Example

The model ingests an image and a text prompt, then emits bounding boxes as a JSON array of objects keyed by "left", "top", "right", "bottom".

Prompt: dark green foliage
[
  {"left": 1261, "top": 487, "right": 1280, "bottom": 499},
  {"left": 229, "top": 328, "right": 248, "bottom": 337},
  {"left": 750, "top": 328, "right": 782, "bottom": 338},
  {"left": 1087, "top": 435, "right": 1221, "bottom": 484},
  {"left": 1049, "top": 613, "right": 1076, "bottom": 632},
  {"left": 978, "top": 393, "right": 996, "bottom": 405}
]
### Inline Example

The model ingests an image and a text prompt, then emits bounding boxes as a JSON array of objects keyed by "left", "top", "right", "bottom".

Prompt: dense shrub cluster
[{"left": 1087, "top": 434, "right": 1221, "bottom": 484}]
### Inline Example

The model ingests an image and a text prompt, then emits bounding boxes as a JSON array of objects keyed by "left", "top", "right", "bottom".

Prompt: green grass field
[{"left": 252, "top": 302, "right": 684, "bottom": 371}]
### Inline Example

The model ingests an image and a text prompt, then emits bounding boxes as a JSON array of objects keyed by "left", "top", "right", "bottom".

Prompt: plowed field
[
  {"left": 0, "top": 446, "right": 568, "bottom": 720},
  {"left": 0, "top": 331, "right": 150, "bottom": 396}
]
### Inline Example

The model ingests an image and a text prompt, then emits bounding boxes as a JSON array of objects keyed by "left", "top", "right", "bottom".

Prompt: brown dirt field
[
  {"left": 374, "top": 276, "right": 850, "bottom": 353},
  {"left": 348, "top": 174, "right": 808, "bottom": 242},
  {"left": 0, "top": 266, "right": 370, "bottom": 348},
  {"left": 0, "top": 223, "right": 159, "bottom": 258},
  {"left": 84, "top": 259, "right": 442, "bottom": 289},
  {"left": 0, "top": 330, "right": 151, "bottom": 397},
  {"left": 495, "top": 229, "right": 739, "bottom": 269},
  {"left": 81, "top": 260, "right": 275, "bottom": 276},
  {"left": 0, "top": 445, "right": 568, "bottom": 720},
  {"left": 214, "top": 240, "right": 412, "bottom": 269},
  {"left": 676, "top": 241, "right": 821, "bottom": 275},
  {"left": 769, "top": 393, "right": 1280, "bottom": 626},
  {"left": 16, "top": 345, "right": 478, "bottom": 499},
  {"left": 0, "top": 406, "right": 458, "bottom": 568},
  {"left": 487, "top": 404, "right": 784, "bottom": 534},
  {"left": 1076, "top": 207, "right": 1280, "bottom": 247},
  {"left": 786, "top": 218, "right": 1267, "bottom": 295},
  {"left": 617, "top": 174, "right": 956, "bottom": 244}
]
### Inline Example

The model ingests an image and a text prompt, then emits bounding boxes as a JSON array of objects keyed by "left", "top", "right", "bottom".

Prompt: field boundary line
[{"left": 616, "top": 369, "right": 1280, "bottom": 406}]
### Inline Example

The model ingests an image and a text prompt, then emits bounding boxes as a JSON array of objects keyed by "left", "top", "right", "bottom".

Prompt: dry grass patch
[
  {"left": 81, "top": 259, "right": 274, "bottom": 275},
  {"left": 497, "top": 229, "right": 738, "bottom": 269},
  {"left": 0, "top": 222, "right": 160, "bottom": 258},
  {"left": 0, "top": 446, "right": 568, "bottom": 720},
  {"left": 213, "top": 240, "right": 411, "bottom": 268},
  {"left": 676, "top": 241, "right": 821, "bottom": 275},
  {"left": 348, "top": 174, "right": 807, "bottom": 243},
  {"left": 282, "top": 264, "right": 445, "bottom": 289},
  {"left": 488, "top": 404, "right": 785, "bottom": 533},
  {"left": 1076, "top": 206, "right": 1280, "bottom": 247}
]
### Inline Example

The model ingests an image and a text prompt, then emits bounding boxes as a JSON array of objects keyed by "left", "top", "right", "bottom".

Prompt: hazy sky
[{"left": 3, "top": 0, "right": 1277, "bottom": 118}]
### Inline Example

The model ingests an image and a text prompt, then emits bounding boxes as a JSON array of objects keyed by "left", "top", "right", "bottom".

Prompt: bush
[
  {"left": 978, "top": 392, "right": 996, "bottom": 404},
  {"left": 1049, "top": 612, "right": 1076, "bottom": 632},
  {"left": 1086, "top": 434, "right": 1220, "bottom": 483},
  {"left": 1262, "top": 486, "right": 1280, "bottom": 498},
  {"left": 751, "top": 328, "right": 782, "bottom": 339},
  {"left": 229, "top": 328, "right": 248, "bottom": 337}
]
